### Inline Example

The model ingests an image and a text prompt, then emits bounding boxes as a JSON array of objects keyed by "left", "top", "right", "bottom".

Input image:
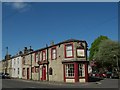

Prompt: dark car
[
  {"left": 106, "top": 71, "right": 112, "bottom": 78},
  {"left": 111, "top": 72, "right": 119, "bottom": 79},
  {"left": 4, "top": 73, "right": 11, "bottom": 79},
  {"left": 0, "top": 73, "right": 11, "bottom": 79},
  {"left": 0, "top": 72, "right": 5, "bottom": 79}
]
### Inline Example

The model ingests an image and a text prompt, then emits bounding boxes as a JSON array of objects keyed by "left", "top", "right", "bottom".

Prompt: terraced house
[{"left": 22, "top": 39, "right": 89, "bottom": 83}]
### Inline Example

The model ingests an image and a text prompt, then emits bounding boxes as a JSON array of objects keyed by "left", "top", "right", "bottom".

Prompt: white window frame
[
  {"left": 65, "top": 44, "right": 73, "bottom": 58},
  {"left": 52, "top": 48, "right": 57, "bottom": 60},
  {"left": 65, "top": 64, "right": 74, "bottom": 77},
  {"left": 79, "top": 64, "right": 85, "bottom": 77},
  {"left": 77, "top": 49, "right": 85, "bottom": 57}
]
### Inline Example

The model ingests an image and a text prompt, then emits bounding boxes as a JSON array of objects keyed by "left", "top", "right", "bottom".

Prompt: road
[{"left": 1, "top": 78, "right": 119, "bottom": 89}]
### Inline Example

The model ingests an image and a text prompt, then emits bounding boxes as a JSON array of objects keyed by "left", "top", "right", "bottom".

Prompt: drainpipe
[
  {"left": 38, "top": 52, "right": 40, "bottom": 81},
  {"left": 30, "top": 46, "right": 32, "bottom": 80},
  {"left": 46, "top": 44, "right": 49, "bottom": 81}
]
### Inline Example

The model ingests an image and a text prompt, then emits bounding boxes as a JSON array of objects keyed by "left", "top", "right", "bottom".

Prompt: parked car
[
  {"left": 111, "top": 72, "right": 119, "bottom": 79},
  {"left": 0, "top": 72, "right": 4, "bottom": 79},
  {"left": 0, "top": 73, "right": 11, "bottom": 79},
  {"left": 4, "top": 73, "right": 11, "bottom": 79},
  {"left": 106, "top": 71, "right": 112, "bottom": 78}
]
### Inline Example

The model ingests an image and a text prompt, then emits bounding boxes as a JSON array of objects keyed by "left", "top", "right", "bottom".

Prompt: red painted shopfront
[{"left": 63, "top": 61, "right": 89, "bottom": 83}]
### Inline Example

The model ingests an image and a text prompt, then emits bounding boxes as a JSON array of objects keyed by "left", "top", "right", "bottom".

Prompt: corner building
[{"left": 22, "top": 39, "right": 89, "bottom": 83}]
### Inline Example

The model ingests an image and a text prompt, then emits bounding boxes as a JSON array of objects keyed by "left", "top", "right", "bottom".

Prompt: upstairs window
[
  {"left": 77, "top": 49, "right": 85, "bottom": 57},
  {"left": 42, "top": 50, "right": 46, "bottom": 61},
  {"left": 51, "top": 47, "right": 57, "bottom": 60},
  {"left": 35, "top": 52, "right": 39, "bottom": 63},
  {"left": 65, "top": 43, "right": 74, "bottom": 58},
  {"left": 23, "top": 57, "right": 25, "bottom": 64}
]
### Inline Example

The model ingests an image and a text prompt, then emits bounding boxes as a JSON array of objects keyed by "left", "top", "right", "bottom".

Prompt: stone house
[{"left": 22, "top": 39, "right": 89, "bottom": 83}]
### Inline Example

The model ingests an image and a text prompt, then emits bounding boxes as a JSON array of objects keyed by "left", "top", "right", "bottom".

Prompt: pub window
[
  {"left": 79, "top": 64, "right": 85, "bottom": 77},
  {"left": 65, "top": 44, "right": 74, "bottom": 58},
  {"left": 65, "top": 64, "right": 74, "bottom": 77},
  {"left": 77, "top": 48, "right": 85, "bottom": 57}
]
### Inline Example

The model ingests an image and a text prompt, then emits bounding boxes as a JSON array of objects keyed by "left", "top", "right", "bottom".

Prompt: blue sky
[{"left": 2, "top": 2, "right": 118, "bottom": 59}]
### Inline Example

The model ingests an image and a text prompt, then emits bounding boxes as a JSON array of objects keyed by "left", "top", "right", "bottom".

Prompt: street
[{"left": 1, "top": 78, "right": 119, "bottom": 89}]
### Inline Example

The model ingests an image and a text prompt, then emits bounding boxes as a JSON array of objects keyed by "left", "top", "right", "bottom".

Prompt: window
[
  {"left": 35, "top": 67, "right": 39, "bottom": 73},
  {"left": 65, "top": 64, "right": 74, "bottom": 77},
  {"left": 22, "top": 68, "right": 25, "bottom": 77},
  {"left": 35, "top": 52, "right": 39, "bottom": 63},
  {"left": 32, "top": 67, "right": 34, "bottom": 73},
  {"left": 18, "top": 68, "right": 19, "bottom": 75},
  {"left": 42, "top": 50, "right": 46, "bottom": 61},
  {"left": 51, "top": 47, "right": 57, "bottom": 60},
  {"left": 14, "top": 59, "right": 16, "bottom": 65},
  {"left": 65, "top": 44, "right": 74, "bottom": 58},
  {"left": 77, "top": 49, "right": 85, "bottom": 57},
  {"left": 23, "top": 57, "right": 25, "bottom": 64},
  {"left": 49, "top": 67, "right": 53, "bottom": 75},
  {"left": 18, "top": 59, "right": 19, "bottom": 64},
  {"left": 79, "top": 64, "right": 85, "bottom": 77}
]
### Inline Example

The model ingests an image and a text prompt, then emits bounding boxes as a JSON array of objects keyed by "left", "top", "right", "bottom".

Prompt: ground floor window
[
  {"left": 18, "top": 68, "right": 19, "bottom": 75},
  {"left": 22, "top": 68, "right": 25, "bottom": 77},
  {"left": 65, "top": 64, "right": 74, "bottom": 77},
  {"left": 79, "top": 64, "right": 85, "bottom": 77},
  {"left": 35, "top": 67, "right": 39, "bottom": 73}
]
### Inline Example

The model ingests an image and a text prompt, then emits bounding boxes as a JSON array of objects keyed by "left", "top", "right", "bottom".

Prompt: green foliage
[
  {"left": 94, "top": 39, "right": 120, "bottom": 68},
  {"left": 89, "top": 35, "right": 109, "bottom": 60}
]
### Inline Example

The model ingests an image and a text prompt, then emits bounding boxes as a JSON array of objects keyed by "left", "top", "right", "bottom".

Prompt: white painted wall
[{"left": 11, "top": 56, "right": 22, "bottom": 78}]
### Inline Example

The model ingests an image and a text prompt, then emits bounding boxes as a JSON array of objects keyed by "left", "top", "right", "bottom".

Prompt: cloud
[
  {"left": 12, "top": 2, "right": 28, "bottom": 10},
  {"left": 5, "top": 2, "right": 30, "bottom": 12}
]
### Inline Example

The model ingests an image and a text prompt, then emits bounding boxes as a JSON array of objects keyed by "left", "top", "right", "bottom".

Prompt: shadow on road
[{"left": 88, "top": 76, "right": 103, "bottom": 82}]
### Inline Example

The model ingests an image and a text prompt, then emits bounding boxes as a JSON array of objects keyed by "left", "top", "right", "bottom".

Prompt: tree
[
  {"left": 94, "top": 39, "right": 120, "bottom": 70},
  {"left": 89, "top": 35, "right": 109, "bottom": 60}
]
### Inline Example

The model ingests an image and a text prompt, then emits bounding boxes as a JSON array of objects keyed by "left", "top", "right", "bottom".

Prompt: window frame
[
  {"left": 42, "top": 50, "right": 46, "bottom": 61},
  {"left": 35, "top": 52, "right": 39, "bottom": 63},
  {"left": 51, "top": 47, "right": 57, "bottom": 60},
  {"left": 76, "top": 48, "right": 85, "bottom": 58},
  {"left": 35, "top": 67, "right": 39, "bottom": 73},
  {"left": 65, "top": 64, "right": 74, "bottom": 77},
  {"left": 32, "top": 67, "right": 35, "bottom": 73},
  {"left": 22, "top": 68, "right": 25, "bottom": 77},
  {"left": 78, "top": 64, "right": 85, "bottom": 77},
  {"left": 64, "top": 43, "right": 74, "bottom": 58}
]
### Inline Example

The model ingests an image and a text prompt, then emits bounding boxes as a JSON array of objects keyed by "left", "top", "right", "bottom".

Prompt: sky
[{"left": 2, "top": 2, "right": 118, "bottom": 59}]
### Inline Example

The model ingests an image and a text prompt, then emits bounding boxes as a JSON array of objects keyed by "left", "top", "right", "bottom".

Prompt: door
[
  {"left": 27, "top": 68, "right": 29, "bottom": 79},
  {"left": 42, "top": 66, "right": 46, "bottom": 80}
]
